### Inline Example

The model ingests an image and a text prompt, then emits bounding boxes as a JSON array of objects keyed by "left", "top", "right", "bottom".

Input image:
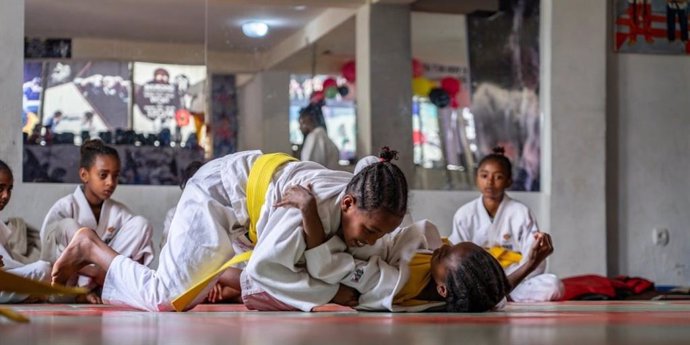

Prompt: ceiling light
[{"left": 242, "top": 21, "right": 269, "bottom": 38}]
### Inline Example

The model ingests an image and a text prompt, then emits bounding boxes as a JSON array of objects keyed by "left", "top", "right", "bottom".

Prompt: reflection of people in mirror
[{"left": 299, "top": 104, "right": 340, "bottom": 169}]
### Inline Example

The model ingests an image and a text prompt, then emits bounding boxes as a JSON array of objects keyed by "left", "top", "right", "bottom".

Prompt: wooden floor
[{"left": 2, "top": 301, "right": 690, "bottom": 345}]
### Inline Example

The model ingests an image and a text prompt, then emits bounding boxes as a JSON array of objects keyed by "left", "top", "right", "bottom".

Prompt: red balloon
[
  {"left": 412, "top": 59, "right": 424, "bottom": 78},
  {"left": 310, "top": 90, "right": 325, "bottom": 103},
  {"left": 440, "top": 77, "right": 461, "bottom": 96},
  {"left": 341, "top": 60, "right": 356, "bottom": 83},
  {"left": 451, "top": 97, "right": 460, "bottom": 109},
  {"left": 322, "top": 77, "right": 337, "bottom": 90}
]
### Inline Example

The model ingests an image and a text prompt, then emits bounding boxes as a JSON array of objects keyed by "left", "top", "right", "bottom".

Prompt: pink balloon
[
  {"left": 322, "top": 77, "right": 337, "bottom": 90},
  {"left": 440, "top": 77, "right": 461, "bottom": 96},
  {"left": 412, "top": 59, "right": 424, "bottom": 78},
  {"left": 341, "top": 61, "right": 356, "bottom": 83}
]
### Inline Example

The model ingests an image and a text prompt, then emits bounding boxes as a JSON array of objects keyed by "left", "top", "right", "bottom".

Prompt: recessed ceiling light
[
  {"left": 242, "top": 21, "right": 269, "bottom": 38},
  {"left": 294, "top": 5, "right": 307, "bottom": 11}
]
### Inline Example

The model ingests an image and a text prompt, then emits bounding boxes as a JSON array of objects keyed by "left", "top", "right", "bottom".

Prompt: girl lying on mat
[{"left": 247, "top": 185, "right": 554, "bottom": 312}]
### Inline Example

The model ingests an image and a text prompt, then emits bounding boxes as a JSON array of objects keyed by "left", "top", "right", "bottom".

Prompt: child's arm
[
  {"left": 273, "top": 184, "right": 325, "bottom": 249},
  {"left": 507, "top": 232, "right": 553, "bottom": 290},
  {"left": 273, "top": 184, "right": 359, "bottom": 307}
]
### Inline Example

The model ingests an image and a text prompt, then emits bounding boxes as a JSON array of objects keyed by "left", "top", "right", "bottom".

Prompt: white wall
[{"left": 611, "top": 54, "right": 690, "bottom": 285}]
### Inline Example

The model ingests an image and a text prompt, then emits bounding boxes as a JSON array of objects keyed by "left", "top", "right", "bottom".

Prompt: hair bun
[
  {"left": 378, "top": 146, "right": 399, "bottom": 162},
  {"left": 491, "top": 146, "right": 505, "bottom": 155},
  {"left": 80, "top": 139, "right": 104, "bottom": 155}
]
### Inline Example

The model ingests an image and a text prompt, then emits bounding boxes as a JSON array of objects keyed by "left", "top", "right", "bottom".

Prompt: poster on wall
[
  {"left": 614, "top": 0, "right": 690, "bottom": 54},
  {"left": 467, "top": 0, "right": 541, "bottom": 191},
  {"left": 22, "top": 62, "right": 43, "bottom": 136},
  {"left": 211, "top": 75, "right": 238, "bottom": 158},
  {"left": 133, "top": 62, "right": 207, "bottom": 146},
  {"left": 42, "top": 61, "right": 131, "bottom": 139}
]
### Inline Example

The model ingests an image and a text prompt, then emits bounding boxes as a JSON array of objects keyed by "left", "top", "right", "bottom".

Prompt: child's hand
[
  {"left": 527, "top": 232, "right": 554, "bottom": 267},
  {"left": 330, "top": 284, "right": 360, "bottom": 308},
  {"left": 274, "top": 184, "right": 316, "bottom": 213}
]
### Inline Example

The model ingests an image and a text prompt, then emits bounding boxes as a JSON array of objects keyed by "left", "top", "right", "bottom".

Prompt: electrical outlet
[{"left": 652, "top": 227, "right": 669, "bottom": 246}]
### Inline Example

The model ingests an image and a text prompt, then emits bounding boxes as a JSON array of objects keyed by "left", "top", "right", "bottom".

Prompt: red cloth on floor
[{"left": 560, "top": 275, "right": 654, "bottom": 300}]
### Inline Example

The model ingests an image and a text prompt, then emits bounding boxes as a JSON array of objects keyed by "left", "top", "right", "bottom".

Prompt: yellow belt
[
  {"left": 0, "top": 269, "right": 87, "bottom": 323},
  {"left": 487, "top": 246, "right": 522, "bottom": 268},
  {"left": 171, "top": 153, "right": 297, "bottom": 312}
]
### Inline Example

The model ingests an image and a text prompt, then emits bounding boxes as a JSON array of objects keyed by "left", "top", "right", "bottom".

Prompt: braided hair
[
  {"left": 477, "top": 146, "right": 513, "bottom": 179},
  {"left": 444, "top": 247, "right": 510, "bottom": 312},
  {"left": 344, "top": 147, "right": 408, "bottom": 218},
  {"left": 80, "top": 139, "right": 120, "bottom": 169}
]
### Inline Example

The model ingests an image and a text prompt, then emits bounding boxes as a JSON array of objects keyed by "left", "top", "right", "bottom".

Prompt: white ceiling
[
  {"left": 25, "top": 0, "right": 494, "bottom": 71},
  {"left": 25, "top": 0, "right": 343, "bottom": 52}
]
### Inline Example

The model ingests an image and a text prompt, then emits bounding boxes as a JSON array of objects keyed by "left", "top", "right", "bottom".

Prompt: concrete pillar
[
  {"left": 0, "top": 1, "right": 24, "bottom": 175},
  {"left": 355, "top": 4, "right": 414, "bottom": 179},
  {"left": 542, "top": 0, "right": 607, "bottom": 276},
  {"left": 238, "top": 71, "right": 291, "bottom": 154}
]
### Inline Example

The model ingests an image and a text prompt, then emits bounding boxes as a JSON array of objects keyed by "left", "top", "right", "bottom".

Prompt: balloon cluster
[
  {"left": 333, "top": 58, "right": 462, "bottom": 109},
  {"left": 411, "top": 59, "right": 461, "bottom": 109}
]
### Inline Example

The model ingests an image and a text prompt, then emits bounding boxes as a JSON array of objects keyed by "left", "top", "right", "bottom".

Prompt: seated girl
[
  {"left": 40, "top": 139, "right": 154, "bottom": 302},
  {"left": 0, "top": 160, "right": 52, "bottom": 303},
  {"left": 448, "top": 147, "right": 563, "bottom": 302}
]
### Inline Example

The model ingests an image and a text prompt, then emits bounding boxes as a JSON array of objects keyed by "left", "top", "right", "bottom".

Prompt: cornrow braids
[
  {"left": 0, "top": 159, "right": 12, "bottom": 179},
  {"left": 444, "top": 248, "right": 510, "bottom": 312},
  {"left": 477, "top": 146, "right": 513, "bottom": 179},
  {"left": 345, "top": 147, "right": 408, "bottom": 217},
  {"left": 80, "top": 139, "right": 120, "bottom": 169}
]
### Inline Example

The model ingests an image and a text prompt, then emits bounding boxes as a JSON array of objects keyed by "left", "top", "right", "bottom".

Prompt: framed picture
[{"left": 614, "top": 0, "right": 690, "bottom": 54}]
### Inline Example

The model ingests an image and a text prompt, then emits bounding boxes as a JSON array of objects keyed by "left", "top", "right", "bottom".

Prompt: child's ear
[
  {"left": 436, "top": 283, "right": 448, "bottom": 298},
  {"left": 341, "top": 194, "right": 356, "bottom": 212},
  {"left": 506, "top": 178, "right": 513, "bottom": 188},
  {"left": 79, "top": 167, "right": 89, "bottom": 183}
]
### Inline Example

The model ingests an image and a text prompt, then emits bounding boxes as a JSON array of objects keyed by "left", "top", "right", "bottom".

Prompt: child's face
[
  {"left": 0, "top": 170, "right": 13, "bottom": 211},
  {"left": 80, "top": 155, "right": 120, "bottom": 203},
  {"left": 339, "top": 195, "right": 402, "bottom": 248},
  {"left": 476, "top": 160, "right": 512, "bottom": 200}
]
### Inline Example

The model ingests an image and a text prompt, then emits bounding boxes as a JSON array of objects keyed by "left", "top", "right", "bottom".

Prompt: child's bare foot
[
  {"left": 79, "top": 265, "right": 106, "bottom": 286},
  {"left": 52, "top": 228, "right": 96, "bottom": 286}
]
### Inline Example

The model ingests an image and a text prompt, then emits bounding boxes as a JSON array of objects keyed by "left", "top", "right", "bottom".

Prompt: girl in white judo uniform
[
  {"left": 449, "top": 147, "right": 564, "bottom": 302},
  {"left": 50, "top": 148, "right": 408, "bottom": 312},
  {"left": 0, "top": 160, "right": 52, "bottom": 303},
  {"left": 40, "top": 140, "right": 153, "bottom": 301}
]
